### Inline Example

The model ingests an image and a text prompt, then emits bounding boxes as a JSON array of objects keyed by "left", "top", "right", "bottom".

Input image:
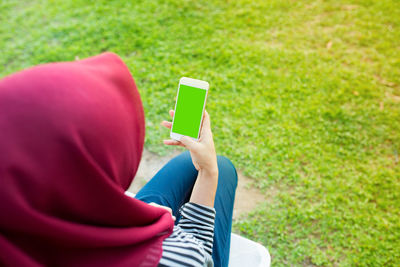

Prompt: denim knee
[
  {"left": 175, "top": 150, "right": 195, "bottom": 167},
  {"left": 217, "top": 155, "right": 238, "bottom": 189}
]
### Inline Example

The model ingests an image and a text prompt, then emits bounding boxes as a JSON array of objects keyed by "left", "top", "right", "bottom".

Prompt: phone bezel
[{"left": 170, "top": 77, "right": 209, "bottom": 142}]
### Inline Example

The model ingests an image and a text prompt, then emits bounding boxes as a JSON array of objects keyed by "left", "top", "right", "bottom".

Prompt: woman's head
[
  {"left": 0, "top": 52, "right": 144, "bottom": 221},
  {"left": 1, "top": 52, "right": 144, "bottom": 187},
  {"left": 0, "top": 53, "right": 172, "bottom": 266}
]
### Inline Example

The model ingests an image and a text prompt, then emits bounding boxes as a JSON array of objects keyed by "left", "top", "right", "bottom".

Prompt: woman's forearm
[{"left": 189, "top": 168, "right": 218, "bottom": 207}]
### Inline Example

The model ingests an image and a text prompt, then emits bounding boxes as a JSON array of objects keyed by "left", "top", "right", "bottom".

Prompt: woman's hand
[
  {"left": 148, "top": 202, "right": 176, "bottom": 221},
  {"left": 162, "top": 110, "right": 219, "bottom": 207},
  {"left": 161, "top": 110, "right": 218, "bottom": 176}
]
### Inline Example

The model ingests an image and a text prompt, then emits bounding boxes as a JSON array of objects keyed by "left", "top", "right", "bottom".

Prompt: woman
[{"left": 0, "top": 53, "right": 237, "bottom": 267}]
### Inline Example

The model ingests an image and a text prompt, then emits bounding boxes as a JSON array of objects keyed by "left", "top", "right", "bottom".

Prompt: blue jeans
[{"left": 135, "top": 151, "right": 238, "bottom": 267}]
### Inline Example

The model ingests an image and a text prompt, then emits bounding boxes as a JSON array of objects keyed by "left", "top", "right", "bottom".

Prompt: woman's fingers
[
  {"left": 180, "top": 136, "right": 199, "bottom": 150},
  {"left": 149, "top": 202, "right": 175, "bottom": 221},
  {"left": 163, "top": 139, "right": 185, "bottom": 147},
  {"left": 160, "top": 110, "right": 174, "bottom": 129},
  {"left": 203, "top": 110, "right": 211, "bottom": 128},
  {"left": 199, "top": 110, "right": 212, "bottom": 139},
  {"left": 161, "top": 111, "right": 177, "bottom": 147},
  {"left": 163, "top": 139, "right": 178, "bottom": 145},
  {"left": 149, "top": 202, "right": 172, "bottom": 212},
  {"left": 161, "top": 120, "right": 172, "bottom": 129}
]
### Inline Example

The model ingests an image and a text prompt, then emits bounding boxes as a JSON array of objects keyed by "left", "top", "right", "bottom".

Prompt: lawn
[{"left": 1, "top": 0, "right": 399, "bottom": 265}]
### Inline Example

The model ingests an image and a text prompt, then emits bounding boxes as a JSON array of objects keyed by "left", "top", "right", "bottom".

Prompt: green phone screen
[{"left": 172, "top": 84, "right": 207, "bottom": 138}]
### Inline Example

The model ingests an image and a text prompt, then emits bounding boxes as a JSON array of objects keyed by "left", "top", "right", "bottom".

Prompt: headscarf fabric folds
[{"left": 0, "top": 53, "right": 173, "bottom": 266}]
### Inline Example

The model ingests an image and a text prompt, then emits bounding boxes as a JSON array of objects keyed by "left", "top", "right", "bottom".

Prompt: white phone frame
[{"left": 170, "top": 77, "right": 209, "bottom": 141}]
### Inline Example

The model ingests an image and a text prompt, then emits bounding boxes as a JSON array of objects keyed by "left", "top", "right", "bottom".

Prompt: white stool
[{"left": 229, "top": 233, "right": 271, "bottom": 267}]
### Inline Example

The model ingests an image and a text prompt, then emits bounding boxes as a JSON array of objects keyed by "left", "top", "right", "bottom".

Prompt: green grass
[{"left": 1, "top": 0, "right": 399, "bottom": 265}]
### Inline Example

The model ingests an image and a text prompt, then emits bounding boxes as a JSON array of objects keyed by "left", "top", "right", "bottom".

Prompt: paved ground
[{"left": 127, "top": 149, "right": 265, "bottom": 219}]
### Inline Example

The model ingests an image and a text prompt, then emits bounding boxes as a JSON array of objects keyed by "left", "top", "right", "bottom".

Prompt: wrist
[{"left": 199, "top": 167, "right": 218, "bottom": 179}]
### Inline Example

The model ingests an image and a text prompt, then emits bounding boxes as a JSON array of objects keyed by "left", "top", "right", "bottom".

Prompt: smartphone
[{"left": 170, "top": 77, "right": 209, "bottom": 141}]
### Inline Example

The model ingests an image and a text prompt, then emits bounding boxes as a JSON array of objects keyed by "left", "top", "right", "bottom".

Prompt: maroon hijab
[{"left": 0, "top": 53, "right": 173, "bottom": 266}]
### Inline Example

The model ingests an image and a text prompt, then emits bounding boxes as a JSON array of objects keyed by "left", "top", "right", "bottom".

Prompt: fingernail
[{"left": 172, "top": 216, "right": 176, "bottom": 221}]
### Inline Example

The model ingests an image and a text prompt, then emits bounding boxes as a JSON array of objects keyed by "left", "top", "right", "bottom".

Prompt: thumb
[{"left": 180, "top": 136, "right": 198, "bottom": 150}]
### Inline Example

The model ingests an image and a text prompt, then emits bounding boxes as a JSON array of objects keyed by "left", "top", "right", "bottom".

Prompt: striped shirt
[{"left": 158, "top": 202, "right": 216, "bottom": 267}]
